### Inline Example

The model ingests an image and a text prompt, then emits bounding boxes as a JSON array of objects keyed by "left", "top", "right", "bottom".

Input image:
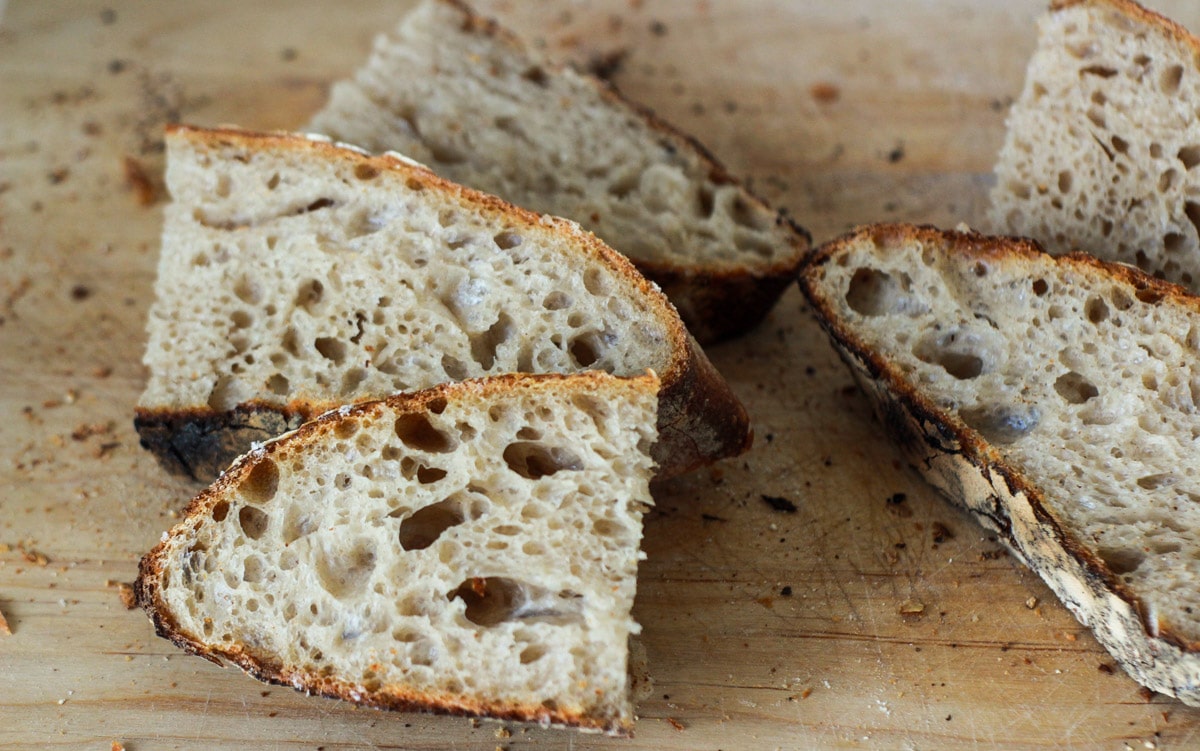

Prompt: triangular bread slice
[
  {"left": 991, "top": 0, "right": 1200, "bottom": 289},
  {"left": 135, "top": 124, "right": 750, "bottom": 482},
  {"left": 307, "top": 0, "right": 810, "bottom": 344},
  {"left": 799, "top": 223, "right": 1200, "bottom": 705},
  {"left": 137, "top": 371, "right": 658, "bottom": 735}
]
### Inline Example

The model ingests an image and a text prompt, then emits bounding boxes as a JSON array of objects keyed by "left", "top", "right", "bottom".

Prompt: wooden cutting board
[{"left": 4, "top": 1, "right": 1200, "bottom": 748}]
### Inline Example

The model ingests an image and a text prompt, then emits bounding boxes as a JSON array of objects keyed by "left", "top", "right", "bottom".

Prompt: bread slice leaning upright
[
  {"left": 799, "top": 223, "right": 1200, "bottom": 705},
  {"left": 137, "top": 371, "right": 659, "bottom": 735},
  {"left": 307, "top": 0, "right": 810, "bottom": 344},
  {"left": 991, "top": 0, "right": 1200, "bottom": 289},
  {"left": 135, "top": 125, "right": 750, "bottom": 482}
]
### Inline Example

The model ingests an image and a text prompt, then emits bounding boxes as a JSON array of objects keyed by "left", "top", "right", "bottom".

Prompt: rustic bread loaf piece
[
  {"left": 799, "top": 222, "right": 1200, "bottom": 705},
  {"left": 137, "top": 371, "right": 658, "bottom": 735},
  {"left": 307, "top": 0, "right": 810, "bottom": 344},
  {"left": 136, "top": 125, "right": 750, "bottom": 482},
  {"left": 991, "top": 0, "right": 1200, "bottom": 288}
]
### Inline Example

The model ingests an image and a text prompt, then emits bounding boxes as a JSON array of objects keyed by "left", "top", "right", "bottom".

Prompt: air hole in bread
[
  {"left": 542, "top": 291, "right": 571, "bottom": 310},
  {"left": 316, "top": 542, "right": 375, "bottom": 598},
  {"left": 696, "top": 185, "right": 716, "bottom": 218},
  {"left": 234, "top": 277, "right": 262, "bottom": 305},
  {"left": 238, "top": 505, "right": 270, "bottom": 540},
  {"left": 470, "top": 313, "right": 514, "bottom": 371},
  {"left": 960, "top": 404, "right": 1040, "bottom": 444},
  {"left": 844, "top": 267, "right": 927, "bottom": 317},
  {"left": 303, "top": 198, "right": 337, "bottom": 214},
  {"left": 242, "top": 555, "right": 265, "bottom": 584},
  {"left": 314, "top": 337, "right": 347, "bottom": 364},
  {"left": 1032, "top": 279, "right": 1049, "bottom": 296},
  {"left": 398, "top": 498, "right": 466, "bottom": 551},
  {"left": 521, "top": 65, "right": 548, "bottom": 86},
  {"left": 395, "top": 413, "right": 455, "bottom": 453},
  {"left": 914, "top": 331, "right": 987, "bottom": 380},
  {"left": 583, "top": 267, "right": 609, "bottom": 296},
  {"left": 211, "top": 501, "right": 230, "bottom": 522},
  {"left": 1137, "top": 473, "right": 1177, "bottom": 490},
  {"left": 231, "top": 310, "right": 253, "bottom": 330},
  {"left": 341, "top": 367, "right": 368, "bottom": 395},
  {"left": 1180, "top": 146, "right": 1200, "bottom": 170},
  {"left": 493, "top": 231, "right": 523, "bottom": 250},
  {"left": 265, "top": 173, "right": 280, "bottom": 190},
  {"left": 241, "top": 458, "right": 280, "bottom": 504},
  {"left": 503, "top": 441, "right": 584, "bottom": 479},
  {"left": 207, "top": 375, "right": 250, "bottom": 411},
  {"left": 416, "top": 465, "right": 447, "bottom": 484},
  {"left": 354, "top": 163, "right": 380, "bottom": 181},
  {"left": 296, "top": 279, "right": 324, "bottom": 310},
  {"left": 1097, "top": 547, "right": 1144, "bottom": 576},
  {"left": 1057, "top": 171, "right": 1073, "bottom": 194},
  {"left": 569, "top": 333, "right": 602, "bottom": 367},
  {"left": 1159, "top": 169, "right": 1179, "bottom": 193},
  {"left": 1110, "top": 287, "right": 1135, "bottom": 311},
  {"left": 1111, "top": 135, "right": 1129, "bottom": 155},
  {"left": 1161, "top": 64, "right": 1184, "bottom": 95},
  {"left": 428, "top": 140, "right": 467, "bottom": 165},
  {"left": 449, "top": 577, "right": 582, "bottom": 628},
  {"left": 1085, "top": 296, "right": 1110, "bottom": 323},
  {"left": 1135, "top": 286, "right": 1165, "bottom": 304},
  {"left": 1080, "top": 64, "right": 1117, "bottom": 78},
  {"left": 1087, "top": 108, "right": 1107, "bottom": 130},
  {"left": 1184, "top": 203, "right": 1200, "bottom": 242},
  {"left": 1054, "top": 371, "right": 1099, "bottom": 404}
]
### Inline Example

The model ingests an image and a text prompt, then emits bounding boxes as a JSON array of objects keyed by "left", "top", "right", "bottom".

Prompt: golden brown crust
[
  {"left": 136, "top": 372, "right": 651, "bottom": 735},
  {"left": 1049, "top": 0, "right": 1200, "bottom": 61},
  {"left": 799, "top": 222, "right": 1200, "bottom": 664},
  {"left": 143, "top": 125, "right": 750, "bottom": 482}
]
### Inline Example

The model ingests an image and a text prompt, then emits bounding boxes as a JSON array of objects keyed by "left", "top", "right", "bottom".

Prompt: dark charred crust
[
  {"left": 798, "top": 222, "right": 1200, "bottom": 657},
  {"left": 135, "top": 404, "right": 311, "bottom": 482}
]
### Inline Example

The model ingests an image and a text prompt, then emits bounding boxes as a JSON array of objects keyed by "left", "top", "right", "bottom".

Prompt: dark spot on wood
[
  {"left": 761, "top": 494, "right": 797, "bottom": 513},
  {"left": 931, "top": 522, "right": 953, "bottom": 544}
]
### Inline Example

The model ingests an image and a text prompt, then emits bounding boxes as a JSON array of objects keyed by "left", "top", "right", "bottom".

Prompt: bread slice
[
  {"left": 306, "top": 0, "right": 810, "bottom": 344},
  {"left": 136, "top": 371, "right": 658, "bottom": 735},
  {"left": 135, "top": 124, "right": 750, "bottom": 482},
  {"left": 990, "top": 0, "right": 1200, "bottom": 288},
  {"left": 799, "top": 222, "right": 1200, "bottom": 704}
]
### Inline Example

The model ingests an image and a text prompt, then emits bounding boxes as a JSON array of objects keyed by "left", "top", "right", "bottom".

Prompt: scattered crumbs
[
  {"left": 810, "top": 82, "right": 840, "bottom": 103},
  {"left": 117, "top": 582, "right": 137, "bottom": 609},
  {"left": 469, "top": 718, "right": 481, "bottom": 728},
  {"left": 761, "top": 494, "right": 797, "bottom": 513},
  {"left": 72, "top": 422, "right": 112, "bottom": 441},
  {"left": 0, "top": 605, "right": 10, "bottom": 635},
  {"left": 666, "top": 717, "right": 684, "bottom": 731},
  {"left": 1064, "top": 631, "right": 1078, "bottom": 642},
  {"left": 887, "top": 143, "right": 905, "bottom": 163},
  {"left": 931, "top": 522, "right": 953, "bottom": 544},
  {"left": 111, "top": 743, "right": 125, "bottom": 751},
  {"left": 1025, "top": 597, "right": 1038, "bottom": 609},
  {"left": 800, "top": 687, "right": 813, "bottom": 699},
  {"left": 898, "top": 599, "right": 925, "bottom": 616},
  {"left": 780, "top": 586, "right": 792, "bottom": 597},
  {"left": 1098, "top": 663, "right": 1115, "bottom": 675},
  {"left": 1138, "top": 686, "right": 1156, "bottom": 702},
  {"left": 123, "top": 155, "right": 158, "bottom": 206},
  {"left": 494, "top": 727, "right": 511, "bottom": 739},
  {"left": 980, "top": 548, "right": 1008, "bottom": 561},
  {"left": 21, "top": 547, "right": 49, "bottom": 566}
]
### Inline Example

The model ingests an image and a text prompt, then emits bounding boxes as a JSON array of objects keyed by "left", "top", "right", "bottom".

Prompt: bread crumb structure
[
  {"left": 801, "top": 223, "right": 1200, "bottom": 704},
  {"left": 138, "top": 372, "right": 658, "bottom": 734},
  {"left": 992, "top": 0, "right": 1200, "bottom": 289}
]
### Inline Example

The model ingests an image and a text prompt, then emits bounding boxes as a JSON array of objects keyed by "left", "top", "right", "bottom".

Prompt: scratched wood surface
[{"left": 4, "top": 1, "right": 1200, "bottom": 748}]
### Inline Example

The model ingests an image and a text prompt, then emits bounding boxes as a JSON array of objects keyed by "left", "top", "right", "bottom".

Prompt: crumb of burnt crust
[
  {"left": 123, "top": 156, "right": 158, "bottom": 206},
  {"left": 586, "top": 48, "right": 628, "bottom": 80},
  {"left": 931, "top": 522, "right": 953, "bottom": 544},
  {"left": 761, "top": 494, "right": 797, "bottom": 513},
  {"left": 780, "top": 586, "right": 792, "bottom": 596},
  {"left": 117, "top": 583, "right": 136, "bottom": 609},
  {"left": 887, "top": 144, "right": 905, "bottom": 163},
  {"left": 70, "top": 284, "right": 91, "bottom": 301},
  {"left": 810, "top": 82, "right": 840, "bottom": 103},
  {"left": 72, "top": 422, "right": 112, "bottom": 441},
  {"left": 494, "top": 727, "right": 511, "bottom": 739}
]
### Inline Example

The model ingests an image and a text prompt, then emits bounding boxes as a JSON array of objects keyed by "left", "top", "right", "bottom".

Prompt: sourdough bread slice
[
  {"left": 135, "top": 124, "right": 750, "bottom": 482},
  {"left": 137, "top": 371, "right": 658, "bottom": 735},
  {"left": 799, "top": 223, "right": 1200, "bottom": 705},
  {"left": 307, "top": 0, "right": 810, "bottom": 344},
  {"left": 991, "top": 0, "right": 1200, "bottom": 288}
]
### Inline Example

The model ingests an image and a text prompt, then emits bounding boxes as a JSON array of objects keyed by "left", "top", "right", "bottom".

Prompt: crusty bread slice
[
  {"left": 307, "top": 0, "right": 810, "bottom": 344},
  {"left": 137, "top": 371, "right": 658, "bottom": 735},
  {"left": 991, "top": 0, "right": 1200, "bottom": 288},
  {"left": 799, "top": 223, "right": 1200, "bottom": 705},
  {"left": 135, "top": 124, "right": 750, "bottom": 482}
]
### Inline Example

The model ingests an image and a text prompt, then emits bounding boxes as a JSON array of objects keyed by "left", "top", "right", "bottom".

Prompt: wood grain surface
[{"left": 3, "top": 1, "right": 1200, "bottom": 748}]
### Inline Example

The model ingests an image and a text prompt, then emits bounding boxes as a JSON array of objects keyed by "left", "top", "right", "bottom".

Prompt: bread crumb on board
[
  {"left": 0, "top": 605, "right": 11, "bottom": 635},
  {"left": 111, "top": 742, "right": 126, "bottom": 751}
]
